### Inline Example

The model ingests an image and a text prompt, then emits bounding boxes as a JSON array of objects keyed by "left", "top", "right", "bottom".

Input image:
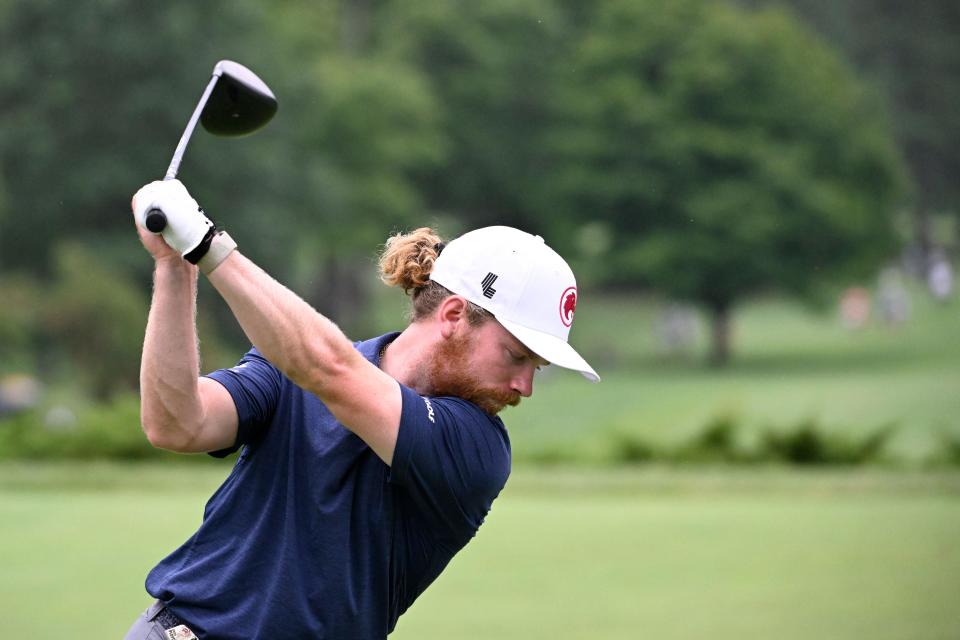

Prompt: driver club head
[
  {"left": 201, "top": 60, "right": 278, "bottom": 136},
  {"left": 146, "top": 60, "right": 278, "bottom": 233}
]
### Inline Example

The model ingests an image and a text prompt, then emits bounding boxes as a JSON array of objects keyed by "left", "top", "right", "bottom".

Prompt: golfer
[{"left": 124, "top": 179, "right": 598, "bottom": 639}]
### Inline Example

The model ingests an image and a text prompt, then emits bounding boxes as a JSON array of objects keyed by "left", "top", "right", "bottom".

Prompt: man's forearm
[
  {"left": 140, "top": 257, "right": 205, "bottom": 447},
  {"left": 130, "top": 178, "right": 395, "bottom": 457}
]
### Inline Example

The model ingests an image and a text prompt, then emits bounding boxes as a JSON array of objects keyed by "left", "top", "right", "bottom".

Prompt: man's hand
[{"left": 132, "top": 180, "right": 214, "bottom": 261}]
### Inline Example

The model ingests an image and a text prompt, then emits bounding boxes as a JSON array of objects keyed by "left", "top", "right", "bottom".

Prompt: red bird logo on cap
[{"left": 560, "top": 287, "right": 577, "bottom": 327}]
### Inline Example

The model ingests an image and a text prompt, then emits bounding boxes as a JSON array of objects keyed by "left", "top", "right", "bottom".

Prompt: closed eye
[{"left": 508, "top": 348, "right": 548, "bottom": 372}]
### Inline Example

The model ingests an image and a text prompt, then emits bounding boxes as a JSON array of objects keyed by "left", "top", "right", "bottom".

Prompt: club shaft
[{"left": 163, "top": 71, "right": 223, "bottom": 180}]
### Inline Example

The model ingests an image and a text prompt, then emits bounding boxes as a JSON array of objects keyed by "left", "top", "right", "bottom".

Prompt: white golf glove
[{"left": 133, "top": 179, "right": 214, "bottom": 260}]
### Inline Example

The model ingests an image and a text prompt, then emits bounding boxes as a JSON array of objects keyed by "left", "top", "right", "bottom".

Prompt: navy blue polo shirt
[{"left": 144, "top": 333, "right": 511, "bottom": 639}]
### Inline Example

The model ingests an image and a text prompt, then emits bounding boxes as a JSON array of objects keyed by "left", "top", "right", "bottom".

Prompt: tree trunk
[
  {"left": 307, "top": 255, "right": 370, "bottom": 337},
  {"left": 341, "top": 0, "right": 372, "bottom": 53},
  {"left": 708, "top": 303, "right": 731, "bottom": 367},
  {"left": 911, "top": 201, "right": 933, "bottom": 279}
]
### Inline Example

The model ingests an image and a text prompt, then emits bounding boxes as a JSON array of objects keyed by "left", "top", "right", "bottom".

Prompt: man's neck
[{"left": 379, "top": 323, "right": 435, "bottom": 394}]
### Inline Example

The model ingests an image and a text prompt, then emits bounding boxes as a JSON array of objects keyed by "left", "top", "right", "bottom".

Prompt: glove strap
[
  {"left": 183, "top": 226, "right": 217, "bottom": 265},
  {"left": 198, "top": 231, "right": 238, "bottom": 275}
]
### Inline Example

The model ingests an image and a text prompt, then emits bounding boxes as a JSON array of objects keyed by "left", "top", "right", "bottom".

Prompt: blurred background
[{"left": 0, "top": 0, "right": 957, "bottom": 638}]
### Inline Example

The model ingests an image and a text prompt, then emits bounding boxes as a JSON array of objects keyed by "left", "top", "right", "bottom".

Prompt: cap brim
[{"left": 498, "top": 318, "right": 600, "bottom": 383}]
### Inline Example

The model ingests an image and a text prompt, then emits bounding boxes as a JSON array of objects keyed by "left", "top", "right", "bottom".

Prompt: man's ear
[{"left": 436, "top": 296, "right": 469, "bottom": 339}]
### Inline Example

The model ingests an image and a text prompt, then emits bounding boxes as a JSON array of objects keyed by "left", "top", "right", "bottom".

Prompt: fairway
[
  {"left": 504, "top": 292, "right": 960, "bottom": 463},
  {"left": 1, "top": 464, "right": 958, "bottom": 639}
]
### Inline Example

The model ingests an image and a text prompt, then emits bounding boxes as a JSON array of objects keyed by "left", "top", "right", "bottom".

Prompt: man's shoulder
[
  {"left": 427, "top": 394, "right": 507, "bottom": 435},
  {"left": 415, "top": 392, "right": 512, "bottom": 484}
]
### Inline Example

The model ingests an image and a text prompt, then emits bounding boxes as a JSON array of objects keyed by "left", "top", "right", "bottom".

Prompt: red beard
[{"left": 421, "top": 330, "right": 521, "bottom": 416}]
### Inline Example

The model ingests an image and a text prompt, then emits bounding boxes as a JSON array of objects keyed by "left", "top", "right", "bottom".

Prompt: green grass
[
  {"left": 397, "top": 471, "right": 960, "bottom": 640},
  {"left": 2, "top": 286, "right": 957, "bottom": 635},
  {"left": 505, "top": 289, "right": 960, "bottom": 463},
  {"left": 1, "top": 463, "right": 958, "bottom": 639}
]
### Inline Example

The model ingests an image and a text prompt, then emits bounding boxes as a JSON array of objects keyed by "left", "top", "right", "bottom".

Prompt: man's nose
[{"left": 510, "top": 367, "right": 535, "bottom": 398}]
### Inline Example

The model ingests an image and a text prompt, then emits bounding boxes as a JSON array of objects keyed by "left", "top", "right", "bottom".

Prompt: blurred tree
[
  {"left": 40, "top": 242, "right": 147, "bottom": 399},
  {"left": 547, "top": 0, "right": 906, "bottom": 364},
  {"left": 746, "top": 0, "right": 959, "bottom": 276},
  {"left": 261, "top": 1, "right": 447, "bottom": 333},
  {"left": 0, "top": 0, "right": 276, "bottom": 276},
  {"left": 0, "top": 0, "right": 918, "bottom": 377},
  {"left": 0, "top": 0, "right": 449, "bottom": 355},
  {"left": 287, "top": 54, "right": 446, "bottom": 332},
  {"left": 376, "top": 0, "right": 570, "bottom": 236},
  {"left": 0, "top": 0, "right": 321, "bottom": 391},
  {"left": 0, "top": 273, "right": 43, "bottom": 373}
]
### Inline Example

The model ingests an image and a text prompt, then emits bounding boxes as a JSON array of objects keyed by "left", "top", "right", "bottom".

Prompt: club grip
[{"left": 145, "top": 208, "right": 167, "bottom": 233}]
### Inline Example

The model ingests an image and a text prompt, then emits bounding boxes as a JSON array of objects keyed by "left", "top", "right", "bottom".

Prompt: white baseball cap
[{"left": 430, "top": 226, "right": 599, "bottom": 382}]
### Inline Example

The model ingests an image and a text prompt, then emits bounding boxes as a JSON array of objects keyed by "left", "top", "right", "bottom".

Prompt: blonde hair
[
  {"left": 378, "top": 227, "right": 490, "bottom": 324},
  {"left": 379, "top": 227, "right": 443, "bottom": 293}
]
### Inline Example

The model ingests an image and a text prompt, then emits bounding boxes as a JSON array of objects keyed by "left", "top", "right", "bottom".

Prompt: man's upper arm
[
  {"left": 389, "top": 387, "right": 511, "bottom": 539},
  {"left": 194, "top": 376, "right": 240, "bottom": 453},
  {"left": 319, "top": 351, "right": 403, "bottom": 466},
  {"left": 201, "top": 348, "right": 284, "bottom": 456}
]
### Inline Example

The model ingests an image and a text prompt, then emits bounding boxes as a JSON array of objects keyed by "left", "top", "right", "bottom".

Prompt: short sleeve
[
  {"left": 203, "top": 348, "right": 283, "bottom": 457},
  {"left": 390, "top": 384, "right": 511, "bottom": 541}
]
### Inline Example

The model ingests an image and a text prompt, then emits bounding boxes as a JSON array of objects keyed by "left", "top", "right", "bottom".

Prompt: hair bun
[{"left": 378, "top": 228, "right": 445, "bottom": 294}]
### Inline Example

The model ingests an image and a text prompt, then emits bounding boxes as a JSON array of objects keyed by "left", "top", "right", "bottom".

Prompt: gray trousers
[{"left": 124, "top": 600, "right": 198, "bottom": 640}]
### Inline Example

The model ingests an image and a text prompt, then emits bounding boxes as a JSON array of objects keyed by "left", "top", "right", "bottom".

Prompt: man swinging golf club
[{"left": 124, "top": 178, "right": 599, "bottom": 639}]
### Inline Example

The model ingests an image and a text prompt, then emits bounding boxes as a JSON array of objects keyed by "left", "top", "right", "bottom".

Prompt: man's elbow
[{"left": 141, "top": 415, "right": 200, "bottom": 453}]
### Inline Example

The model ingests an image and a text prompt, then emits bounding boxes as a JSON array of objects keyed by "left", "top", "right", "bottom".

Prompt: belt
[
  {"left": 148, "top": 600, "right": 196, "bottom": 638},
  {"left": 154, "top": 605, "right": 188, "bottom": 630}
]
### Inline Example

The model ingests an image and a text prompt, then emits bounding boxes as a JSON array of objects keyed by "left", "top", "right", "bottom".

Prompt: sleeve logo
[{"left": 422, "top": 397, "right": 436, "bottom": 423}]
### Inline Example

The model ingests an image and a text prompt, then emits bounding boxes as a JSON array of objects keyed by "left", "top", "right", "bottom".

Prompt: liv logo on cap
[
  {"left": 481, "top": 272, "right": 499, "bottom": 299},
  {"left": 429, "top": 226, "right": 600, "bottom": 382}
]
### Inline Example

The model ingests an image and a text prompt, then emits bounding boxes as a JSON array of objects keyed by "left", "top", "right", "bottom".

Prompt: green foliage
[
  {"left": 0, "top": 400, "right": 907, "bottom": 465},
  {"left": 611, "top": 415, "right": 896, "bottom": 466},
  {"left": 293, "top": 54, "right": 446, "bottom": 257},
  {"left": 546, "top": 0, "right": 907, "bottom": 362},
  {"left": 278, "top": 53, "right": 446, "bottom": 330},
  {"left": 759, "top": 418, "right": 896, "bottom": 465},
  {"left": 378, "top": 0, "right": 571, "bottom": 232},
  {"left": 40, "top": 242, "right": 147, "bottom": 399},
  {"left": 607, "top": 430, "right": 658, "bottom": 464},
  {"left": 0, "top": 394, "right": 229, "bottom": 462},
  {"left": 758, "top": 0, "right": 960, "bottom": 217},
  {"left": 514, "top": 412, "right": 900, "bottom": 467},
  {"left": 0, "top": 273, "right": 43, "bottom": 372},
  {"left": 0, "top": 394, "right": 152, "bottom": 460},
  {"left": 934, "top": 432, "right": 960, "bottom": 468},
  {"left": 0, "top": 243, "right": 147, "bottom": 397},
  {"left": 0, "top": 0, "right": 268, "bottom": 273},
  {"left": 672, "top": 412, "right": 747, "bottom": 463},
  {"left": 0, "top": 1, "right": 940, "bottom": 406}
]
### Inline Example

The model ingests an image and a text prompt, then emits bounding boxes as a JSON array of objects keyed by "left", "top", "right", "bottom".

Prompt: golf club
[{"left": 145, "top": 59, "right": 278, "bottom": 233}]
